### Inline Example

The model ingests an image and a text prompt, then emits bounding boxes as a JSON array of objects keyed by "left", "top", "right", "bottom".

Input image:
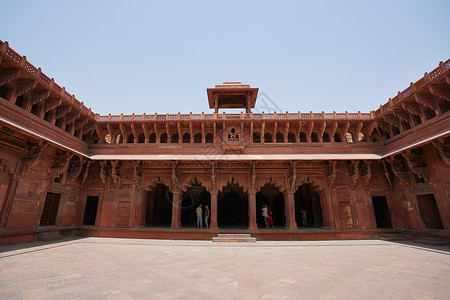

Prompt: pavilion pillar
[
  {"left": 210, "top": 190, "right": 218, "bottom": 229},
  {"left": 248, "top": 191, "right": 257, "bottom": 229},
  {"left": 283, "top": 191, "right": 297, "bottom": 229},
  {"left": 170, "top": 191, "right": 182, "bottom": 229}
]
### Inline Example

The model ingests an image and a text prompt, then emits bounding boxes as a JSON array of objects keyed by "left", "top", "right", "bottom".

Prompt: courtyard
[{"left": 1, "top": 237, "right": 449, "bottom": 299}]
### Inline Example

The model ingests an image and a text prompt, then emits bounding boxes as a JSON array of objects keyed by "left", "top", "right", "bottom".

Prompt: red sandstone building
[{"left": 0, "top": 40, "right": 449, "bottom": 244}]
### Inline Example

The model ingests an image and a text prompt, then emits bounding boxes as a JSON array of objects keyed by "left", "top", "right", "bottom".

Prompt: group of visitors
[
  {"left": 195, "top": 204, "right": 210, "bottom": 229},
  {"left": 195, "top": 203, "right": 308, "bottom": 229},
  {"left": 261, "top": 204, "right": 274, "bottom": 228},
  {"left": 262, "top": 204, "right": 308, "bottom": 228}
]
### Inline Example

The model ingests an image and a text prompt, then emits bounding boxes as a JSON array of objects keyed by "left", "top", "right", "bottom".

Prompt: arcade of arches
[{"left": 136, "top": 171, "right": 325, "bottom": 230}]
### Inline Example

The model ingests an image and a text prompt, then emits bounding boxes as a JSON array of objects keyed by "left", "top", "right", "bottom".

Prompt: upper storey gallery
[{"left": 0, "top": 40, "right": 449, "bottom": 151}]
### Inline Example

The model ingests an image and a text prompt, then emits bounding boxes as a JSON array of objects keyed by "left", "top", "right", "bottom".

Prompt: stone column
[
  {"left": 210, "top": 190, "right": 218, "bottom": 229},
  {"left": 170, "top": 191, "right": 182, "bottom": 229},
  {"left": 248, "top": 191, "right": 257, "bottom": 229},
  {"left": 284, "top": 191, "right": 297, "bottom": 229}
]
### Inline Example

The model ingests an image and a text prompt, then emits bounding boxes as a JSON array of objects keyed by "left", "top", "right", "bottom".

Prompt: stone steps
[
  {"left": 38, "top": 231, "right": 64, "bottom": 242},
  {"left": 414, "top": 237, "right": 447, "bottom": 246},
  {"left": 212, "top": 234, "right": 256, "bottom": 242}
]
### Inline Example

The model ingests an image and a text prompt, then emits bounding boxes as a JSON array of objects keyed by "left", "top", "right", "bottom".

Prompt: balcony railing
[
  {"left": 97, "top": 111, "right": 374, "bottom": 122},
  {"left": 374, "top": 58, "right": 450, "bottom": 117}
]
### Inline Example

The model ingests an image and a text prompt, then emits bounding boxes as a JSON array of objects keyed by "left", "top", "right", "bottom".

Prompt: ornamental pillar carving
[
  {"left": 170, "top": 162, "right": 182, "bottom": 229},
  {"left": 209, "top": 162, "right": 218, "bottom": 229},
  {"left": 248, "top": 162, "right": 257, "bottom": 229},
  {"left": 210, "top": 190, "right": 218, "bottom": 230},
  {"left": 170, "top": 191, "right": 182, "bottom": 229},
  {"left": 248, "top": 191, "right": 257, "bottom": 230},
  {"left": 283, "top": 190, "right": 297, "bottom": 229}
]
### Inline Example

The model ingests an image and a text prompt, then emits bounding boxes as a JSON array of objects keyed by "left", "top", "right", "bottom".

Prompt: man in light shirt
[{"left": 196, "top": 204, "right": 203, "bottom": 228}]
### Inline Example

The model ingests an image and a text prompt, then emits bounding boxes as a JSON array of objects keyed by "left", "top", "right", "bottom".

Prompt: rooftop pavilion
[{"left": 207, "top": 82, "right": 259, "bottom": 113}]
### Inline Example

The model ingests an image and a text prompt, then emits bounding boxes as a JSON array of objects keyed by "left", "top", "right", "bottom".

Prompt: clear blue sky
[{"left": 1, "top": 0, "right": 449, "bottom": 115}]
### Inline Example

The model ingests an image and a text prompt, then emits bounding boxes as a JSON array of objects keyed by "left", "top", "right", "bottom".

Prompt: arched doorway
[
  {"left": 181, "top": 183, "right": 211, "bottom": 227},
  {"left": 294, "top": 183, "right": 322, "bottom": 227},
  {"left": 218, "top": 181, "right": 248, "bottom": 228},
  {"left": 145, "top": 183, "right": 172, "bottom": 227},
  {"left": 256, "top": 183, "right": 285, "bottom": 228}
]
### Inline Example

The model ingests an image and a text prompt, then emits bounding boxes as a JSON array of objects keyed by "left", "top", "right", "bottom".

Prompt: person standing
[
  {"left": 267, "top": 205, "right": 274, "bottom": 228},
  {"left": 196, "top": 204, "right": 203, "bottom": 228},
  {"left": 204, "top": 205, "right": 210, "bottom": 229},
  {"left": 300, "top": 210, "right": 307, "bottom": 227},
  {"left": 262, "top": 204, "right": 269, "bottom": 228}
]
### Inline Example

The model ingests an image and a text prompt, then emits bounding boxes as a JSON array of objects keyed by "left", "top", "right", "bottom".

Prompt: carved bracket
[
  {"left": 110, "top": 160, "right": 120, "bottom": 189},
  {"left": 21, "top": 141, "right": 48, "bottom": 175},
  {"left": 326, "top": 160, "right": 337, "bottom": 188},
  {"left": 360, "top": 160, "right": 372, "bottom": 188},
  {"left": 0, "top": 69, "right": 20, "bottom": 86},
  {"left": 80, "top": 161, "right": 92, "bottom": 188},
  {"left": 401, "top": 150, "right": 429, "bottom": 182},
  {"left": 133, "top": 160, "right": 142, "bottom": 189},
  {"left": 16, "top": 80, "right": 36, "bottom": 97},
  {"left": 99, "top": 161, "right": 108, "bottom": 188},
  {"left": 31, "top": 90, "right": 50, "bottom": 105},
  {"left": 387, "top": 156, "right": 410, "bottom": 185},
  {"left": 381, "top": 160, "right": 393, "bottom": 189},
  {"left": 431, "top": 139, "right": 450, "bottom": 167},
  {"left": 348, "top": 160, "right": 359, "bottom": 189},
  {"left": 49, "top": 152, "right": 74, "bottom": 182}
]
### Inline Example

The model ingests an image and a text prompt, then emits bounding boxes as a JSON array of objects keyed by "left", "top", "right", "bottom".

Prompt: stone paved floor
[{"left": 1, "top": 237, "right": 450, "bottom": 299}]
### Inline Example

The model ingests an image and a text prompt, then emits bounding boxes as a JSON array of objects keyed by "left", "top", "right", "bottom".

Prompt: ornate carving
[
  {"left": 360, "top": 160, "right": 372, "bottom": 188},
  {"left": 16, "top": 80, "right": 36, "bottom": 96},
  {"left": 49, "top": 152, "right": 74, "bottom": 182},
  {"left": 414, "top": 93, "right": 440, "bottom": 114},
  {"left": 315, "top": 121, "right": 326, "bottom": 141},
  {"left": 387, "top": 156, "right": 410, "bottom": 185},
  {"left": 82, "top": 122, "right": 96, "bottom": 134},
  {"left": 392, "top": 108, "right": 410, "bottom": 123},
  {"left": 44, "top": 98, "right": 62, "bottom": 112},
  {"left": 381, "top": 160, "right": 393, "bottom": 189},
  {"left": 288, "top": 161, "right": 297, "bottom": 192},
  {"left": 80, "top": 160, "right": 91, "bottom": 187},
  {"left": 66, "top": 157, "right": 86, "bottom": 183},
  {"left": 401, "top": 150, "right": 429, "bottom": 182},
  {"left": 0, "top": 158, "right": 11, "bottom": 174},
  {"left": 304, "top": 121, "right": 314, "bottom": 141},
  {"left": 383, "top": 114, "right": 400, "bottom": 128},
  {"left": 329, "top": 121, "right": 338, "bottom": 140},
  {"left": 431, "top": 139, "right": 450, "bottom": 166},
  {"left": 31, "top": 90, "right": 50, "bottom": 105},
  {"left": 110, "top": 160, "right": 120, "bottom": 189},
  {"left": 133, "top": 160, "right": 142, "bottom": 188},
  {"left": 180, "top": 174, "right": 211, "bottom": 193},
  {"left": 249, "top": 161, "right": 256, "bottom": 193},
  {"left": 254, "top": 174, "right": 286, "bottom": 193},
  {"left": 99, "top": 161, "right": 108, "bottom": 188},
  {"left": 21, "top": 141, "right": 48, "bottom": 174},
  {"left": 55, "top": 105, "right": 72, "bottom": 118},
  {"left": 65, "top": 111, "right": 80, "bottom": 124},
  {"left": 295, "top": 174, "right": 324, "bottom": 192},
  {"left": 402, "top": 101, "right": 423, "bottom": 118},
  {"left": 75, "top": 118, "right": 88, "bottom": 129},
  {"left": 171, "top": 161, "right": 180, "bottom": 192},
  {"left": 0, "top": 68, "right": 20, "bottom": 86},
  {"left": 361, "top": 120, "right": 377, "bottom": 142},
  {"left": 326, "top": 160, "right": 337, "bottom": 188},
  {"left": 429, "top": 85, "right": 450, "bottom": 102},
  {"left": 348, "top": 160, "right": 359, "bottom": 189}
]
